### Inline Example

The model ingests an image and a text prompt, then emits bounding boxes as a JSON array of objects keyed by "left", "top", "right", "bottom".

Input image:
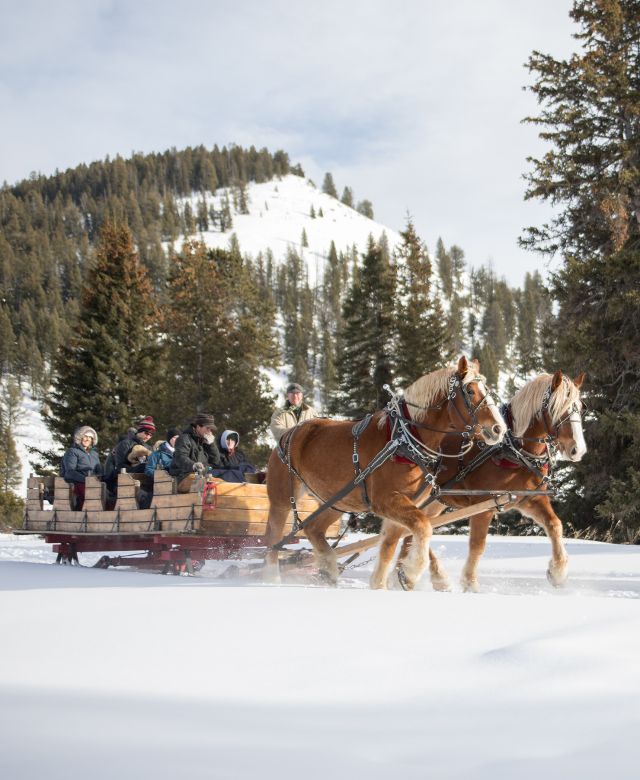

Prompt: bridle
[
  {"left": 508, "top": 385, "right": 585, "bottom": 461},
  {"left": 389, "top": 375, "right": 501, "bottom": 461}
]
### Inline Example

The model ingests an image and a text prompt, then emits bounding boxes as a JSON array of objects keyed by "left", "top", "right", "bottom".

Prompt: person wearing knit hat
[
  {"left": 107, "top": 415, "right": 156, "bottom": 485},
  {"left": 136, "top": 416, "right": 156, "bottom": 434},
  {"left": 269, "top": 381, "right": 319, "bottom": 443},
  {"left": 60, "top": 425, "right": 103, "bottom": 510},
  {"left": 169, "top": 413, "right": 224, "bottom": 492}
]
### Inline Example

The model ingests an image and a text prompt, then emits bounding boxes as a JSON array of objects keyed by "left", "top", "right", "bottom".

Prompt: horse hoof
[
  {"left": 461, "top": 579, "right": 480, "bottom": 593},
  {"left": 431, "top": 577, "right": 451, "bottom": 593},
  {"left": 316, "top": 570, "right": 338, "bottom": 587},
  {"left": 546, "top": 568, "right": 567, "bottom": 588},
  {"left": 397, "top": 567, "right": 414, "bottom": 591}
]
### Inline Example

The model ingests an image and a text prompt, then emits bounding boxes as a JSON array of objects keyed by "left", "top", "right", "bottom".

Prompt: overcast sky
[{"left": 0, "top": 0, "right": 577, "bottom": 286}]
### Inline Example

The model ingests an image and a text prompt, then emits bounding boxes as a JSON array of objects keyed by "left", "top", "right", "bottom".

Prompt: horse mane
[
  {"left": 510, "top": 373, "right": 581, "bottom": 437},
  {"left": 377, "top": 364, "right": 484, "bottom": 427}
]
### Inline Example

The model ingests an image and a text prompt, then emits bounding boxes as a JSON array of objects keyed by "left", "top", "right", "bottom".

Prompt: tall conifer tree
[
  {"left": 333, "top": 236, "right": 397, "bottom": 415},
  {"left": 46, "top": 222, "right": 157, "bottom": 454},
  {"left": 523, "top": 0, "right": 640, "bottom": 540},
  {"left": 395, "top": 219, "right": 448, "bottom": 387}
]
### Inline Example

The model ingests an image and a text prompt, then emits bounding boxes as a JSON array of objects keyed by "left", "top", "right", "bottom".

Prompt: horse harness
[
  {"left": 423, "top": 392, "right": 565, "bottom": 511},
  {"left": 272, "top": 378, "right": 489, "bottom": 551}
]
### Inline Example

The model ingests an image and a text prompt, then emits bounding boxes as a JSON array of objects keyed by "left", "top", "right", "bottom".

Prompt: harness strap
[
  {"left": 272, "top": 437, "right": 403, "bottom": 551},
  {"left": 352, "top": 415, "right": 373, "bottom": 510}
]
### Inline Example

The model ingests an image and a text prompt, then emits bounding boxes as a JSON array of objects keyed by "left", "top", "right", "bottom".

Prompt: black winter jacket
[
  {"left": 169, "top": 426, "right": 223, "bottom": 482},
  {"left": 112, "top": 431, "right": 150, "bottom": 472}
]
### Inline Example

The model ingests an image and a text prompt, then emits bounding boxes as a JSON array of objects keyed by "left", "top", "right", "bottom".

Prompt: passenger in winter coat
[
  {"left": 144, "top": 427, "right": 180, "bottom": 478},
  {"left": 111, "top": 416, "right": 156, "bottom": 473},
  {"left": 208, "top": 430, "right": 257, "bottom": 483},
  {"left": 269, "top": 383, "right": 319, "bottom": 443},
  {"left": 169, "top": 413, "right": 223, "bottom": 492},
  {"left": 104, "top": 415, "right": 156, "bottom": 493},
  {"left": 60, "top": 426, "right": 102, "bottom": 510}
]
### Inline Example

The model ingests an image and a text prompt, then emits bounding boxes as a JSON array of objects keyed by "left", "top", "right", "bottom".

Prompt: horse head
[
  {"left": 546, "top": 370, "right": 587, "bottom": 461},
  {"left": 511, "top": 371, "right": 587, "bottom": 462},
  {"left": 448, "top": 356, "right": 507, "bottom": 445},
  {"left": 403, "top": 356, "right": 507, "bottom": 447}
]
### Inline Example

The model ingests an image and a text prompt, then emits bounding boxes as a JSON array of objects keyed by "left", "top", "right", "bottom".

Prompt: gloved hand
[
  {"left": 203, "top": 432, "right": 215, "bottom": 445},
  {"left": 193, "top": 462, "right": 205, "bottom": 474}
]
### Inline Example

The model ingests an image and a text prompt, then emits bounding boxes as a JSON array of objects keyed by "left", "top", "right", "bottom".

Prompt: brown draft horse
[
  {"left": 264, "top": 357, "right": 507, "bottom": 589},
  {"left": 389, "top": 370, "right": 587, "bottom": 592}
]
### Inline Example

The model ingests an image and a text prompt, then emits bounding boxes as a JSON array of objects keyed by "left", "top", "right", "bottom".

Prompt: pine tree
[
  {"left": 322, "top": 173, "right": 338, "bottom": 198},
  {"left": 0, "top": 306, "right": 15, "bottom": 376},
  {"left": 183, "top": 201, "right": 195, "bottom": 235},
  {"left": 46, "top": 222, "right": 157, "bottom": 456},
  {"left": 523, "top": 0, "right": 640, "bottom": 541},
  {"left": 159, "top": 242, "right": 276, "bottom": 459},
  {"left": 0, "top": 379, "right": 24, "bottom": 499},
  {"left": 436, "top": 238, "right": 453, "bottom": 298},
  {"left": 394, "top": 219, "right": 448, "bottom": 387},
  {"left": 332, "top": 267, "right": 373, "bottom": 416},
  {"left": 319, "top": 241, "right": 344, "bottom": 408},
  {"left": 341, "top": 187, "right": 354, "bottom": 208},
  {"left": 196, "top": 198, "right": 209, "bottom": 232},
  {"left": 333, "top": 236, "right": 397, "bottom": 415},
  {"left": 301, "top": 228, "right": 309, "bottom": 248},
  {"left": 356, "top": 200, "right": 374, "bottom": 219},
  {"left": 515, "top": 271, "right": 553, "bottom": 375}
]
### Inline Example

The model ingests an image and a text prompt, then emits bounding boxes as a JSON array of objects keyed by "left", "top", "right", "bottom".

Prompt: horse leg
[
  {"left": 403, "top": 500, "right": 452, "bottom": 591},
  {"left": 263, "top": 501, "right": 289, "bottom": 584},
  {"left": 370, "top": 521, "right": 404, "bottom": 590},
  {"left": 304, "top": 509, "right": 343, "bottom": 586},
  {"left": 461, "top": 510, "right": 493, "bottom": 592},
  {"left": 522, "top": 498, "right": 569, "bottom": 587},
  {"left": 377, "top": 496, "right": 434, "bottom": 591},
  {"left": 395, "top": 536, "right": 450, "bottom": 592}
]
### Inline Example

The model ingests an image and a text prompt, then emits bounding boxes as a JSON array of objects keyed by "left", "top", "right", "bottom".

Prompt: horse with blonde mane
[
  {"left": 264, "top": 357, "right": 507, "bottom": 590},
  {"left": 390, "top": 370, "right": 587, "bottom": 592}
]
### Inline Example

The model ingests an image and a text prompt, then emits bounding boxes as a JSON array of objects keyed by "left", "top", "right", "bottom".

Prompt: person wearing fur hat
[
  {"left": 169, "top": 413, "right": 224, "bottom": 492},
  {"left": 60, "top": 426, "right": 102, "bottom": 510},
  {"left": 207, "top": 430, "right": 258, "bottom": 483},
  {"left": 269, "top": 382, "right": 318, "bottom": 443},
  {"left": 144, "top": 427, "right": 181, "bottom": 478}
]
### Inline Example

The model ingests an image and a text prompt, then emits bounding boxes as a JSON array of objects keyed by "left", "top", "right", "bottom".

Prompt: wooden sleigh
[{"left": 18, "top": 471, "right": 341, "bottom": 573}]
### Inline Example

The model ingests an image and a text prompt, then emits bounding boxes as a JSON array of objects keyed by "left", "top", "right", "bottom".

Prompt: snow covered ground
[{"left": 1, "top": 531, "right": 639, "bottom": 779}]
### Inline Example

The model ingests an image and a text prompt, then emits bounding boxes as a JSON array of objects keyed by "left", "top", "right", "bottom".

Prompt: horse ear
[
  {"left": 573, "top": 372, "right": 586, "bottom": 389},
  {"left": 551, "top": 370, "right": 563, "bottom": 391},
  {"left": 471, "top": 357, "right": 480, "bottom": 371},
  {"left": 457, "top": 355, "right": 469, "bottom": 376}
]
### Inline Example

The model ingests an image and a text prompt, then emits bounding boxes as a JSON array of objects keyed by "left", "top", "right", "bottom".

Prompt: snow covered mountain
[{"left": 176, "top": 174, "right": 402, "bottom": 284}]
